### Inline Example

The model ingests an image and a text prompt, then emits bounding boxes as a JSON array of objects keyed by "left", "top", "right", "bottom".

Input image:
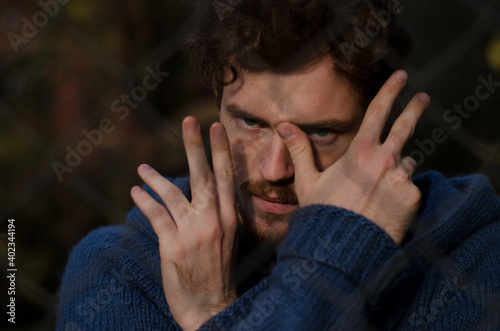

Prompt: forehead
[{"left": 221, "top": 56, "right": 364, "bottom": 126}]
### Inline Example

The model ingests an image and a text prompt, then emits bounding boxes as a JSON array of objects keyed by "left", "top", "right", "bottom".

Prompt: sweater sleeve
[
  {"left": 398, "top": 220, "right": 500, "bottom": 331},
  {"left": 56, "top": 225, "right": 182, "bottom": 331},
  {"left": 200, "top": 204, "right": 405, "bottom": 330}
]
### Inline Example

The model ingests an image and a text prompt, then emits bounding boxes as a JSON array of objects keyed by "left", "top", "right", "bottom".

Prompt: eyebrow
[{"left": 225, "top": 104, "right": 359, "bottom": 131}]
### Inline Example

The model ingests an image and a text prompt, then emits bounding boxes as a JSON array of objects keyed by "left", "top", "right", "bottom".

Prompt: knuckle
[
  {"left": 290, "top": 141, "right": 309, "bottom": 159},
  {"left": 196, "top": 190, "right": 216, "bottom": 209},
  {"left": 215, "top": 140, "right": 231, "bottom": 155},
  {"left": 186, "top": 133, "right": 204, "bottom": 150},
  {"left": 394, "top": 166, "right": 409, "bottom": 179},
  {"left": 357, "top": 147, "right": 395, "bottom": 175},
  {"left": 369, "top": 103, "right": 386, "bottom": 117},
  {"left": 381, "top": 154, "right": 397, "bottom": 171},
  {"left": 392, "top": 120, "right": 414, "bottom": 140},
  {"left": 159, "top": 183, "right": 177, "bottom": 201},
  {"left": 150, "top": 204, "right": 167, "bottom": 220},
  {"left": 173, "top": 201, "right": 190, "bottom": 218},
  {"left": 190, "top": 222, "right": 223, "bottom": 247},
  {"left": 407, "top": 185, "right": 422, "bottom": 205},
  {"left": 399, "top": 120, "right": 414, "bottom": 136},
  {"left": 215, "top": 166, "right": 233, "bottom": 187},
  {"left": 199, "top": 171, "right": 214, "bottom": 188}
]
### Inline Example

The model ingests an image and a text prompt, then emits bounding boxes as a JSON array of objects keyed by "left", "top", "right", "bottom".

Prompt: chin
[{"left": 238, "top": 209, "right": 291, "bottom": 251}]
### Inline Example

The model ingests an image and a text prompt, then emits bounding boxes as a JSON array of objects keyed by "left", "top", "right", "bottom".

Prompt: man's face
[{"left": 219, "top": 56, "right": 365, "bottom": 248}]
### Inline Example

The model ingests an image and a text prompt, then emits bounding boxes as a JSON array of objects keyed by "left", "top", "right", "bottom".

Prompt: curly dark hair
[{"left": 184, "top": 0, "right": 412, "bottom": 108}]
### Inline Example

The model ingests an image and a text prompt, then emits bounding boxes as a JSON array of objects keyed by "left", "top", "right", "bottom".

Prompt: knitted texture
[{"left": 57, "top": 172, "right": 500, "bottom": 330}]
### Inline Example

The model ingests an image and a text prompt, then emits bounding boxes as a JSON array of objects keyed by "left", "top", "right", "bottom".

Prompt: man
[{"left": 57, "top": 0, "right": 500, "bottom": 330}]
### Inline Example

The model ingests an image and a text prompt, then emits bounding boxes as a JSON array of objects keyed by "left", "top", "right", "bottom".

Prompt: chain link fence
[{"left": 0, "top": 0, "right": 499, "bottom": 329}]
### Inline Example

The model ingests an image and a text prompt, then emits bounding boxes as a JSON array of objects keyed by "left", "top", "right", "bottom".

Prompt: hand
[
  {"left": 130, "top": 116, "right": 238, "bottom": 330},
  {"left": 276, "top": 71, "right": 430, "bottom": 245}
]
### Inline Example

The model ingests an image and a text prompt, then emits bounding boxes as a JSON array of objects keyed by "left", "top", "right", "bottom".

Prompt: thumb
[{"left": 276, "top": 122, "right": 318, "bottom": 180}]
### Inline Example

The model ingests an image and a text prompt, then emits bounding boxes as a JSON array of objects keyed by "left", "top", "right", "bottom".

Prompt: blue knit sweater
[{"left": 57, "top": 171, "right": 500, "bottom": 330}]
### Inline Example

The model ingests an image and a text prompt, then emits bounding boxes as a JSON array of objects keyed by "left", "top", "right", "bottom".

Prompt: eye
[
  {"left": 308, "top": 128, "right": 335, "bottom": 140},
  {"left": 239, "top": 117, "right": 259, "bottom": 128}
]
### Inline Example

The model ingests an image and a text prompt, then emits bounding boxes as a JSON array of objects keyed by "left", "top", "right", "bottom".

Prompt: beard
[{"left": 236, "top": 178, "right": 298, "bottom": 252}]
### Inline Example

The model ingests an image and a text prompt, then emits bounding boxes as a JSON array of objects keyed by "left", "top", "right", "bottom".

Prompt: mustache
[{"left": 240, "top": 179, "right": 298, "bottom": 204}]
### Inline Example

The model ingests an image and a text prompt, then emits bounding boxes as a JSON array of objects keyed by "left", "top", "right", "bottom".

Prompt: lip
[{"left": 252, "top": 195, "right": 298, "bottom": 214}]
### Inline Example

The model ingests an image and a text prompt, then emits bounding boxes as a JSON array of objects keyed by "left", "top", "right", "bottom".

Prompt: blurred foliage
[
  {"left": 487, "top": 33, "right": 500, "bottom": 72},
  {"left": 0, "top": 0, "right": 499, "bottom": 330}
]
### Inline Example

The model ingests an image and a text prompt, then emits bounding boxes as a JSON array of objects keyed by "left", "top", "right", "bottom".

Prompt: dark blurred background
[{"left": 0, "top": 0, "right": 499, "bottom": 330}]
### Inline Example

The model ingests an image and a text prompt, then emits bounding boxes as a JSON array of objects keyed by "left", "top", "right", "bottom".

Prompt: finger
[
  {"left": 130, "top": 185, "right": 176, "bottom": 238},
  {"left": 210, "top": 123, "right": 236, "bottom": 227},
  {"left": 356, "top": 70, "right": 408, "bottom": 144},
  {"left": 276, "top": 122, "right": 318, "bottom": 182},
  {"left": 137, "top": 164, "right": 192, "bottom": 222},
  {"left": 210, "top": 123, "right": 238, "bottom": 264},
  {"left": 400, "top": 156, "right": 417, "bottom": 177},
  {"left": 384, "top": 92, "right": 430, "bottom": 155},
  {"left": 182, "top": 116, "right": 216, "bottom": 207}
]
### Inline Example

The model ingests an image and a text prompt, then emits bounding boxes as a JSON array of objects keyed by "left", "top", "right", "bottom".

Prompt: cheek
[
  {"left": 228, "top": 134, "right": 264, "bottom": 184},
  {"left": 312, "top": 148, "right": 339, "bottom": 172},
  {"left": 312, "top": 135, "right": 354, "bottom": 171}
]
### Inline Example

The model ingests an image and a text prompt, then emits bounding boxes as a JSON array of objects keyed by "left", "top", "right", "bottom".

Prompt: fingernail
[
  {"left": 185, "top": 117, "right": 199, "bottom": 133},
  {"left": 131, "top": 186, "right": 142, "bottom": 193},
  {"left": 418, "top": 93, "right": 430, "bottom": 106},
  {"left": 212, "top": 122, "right": 226, "bottom": 137},
  {"left": 138, "top": 164, "right": 153, "bottom": 173},
  {"left": 395, "top": 70, "right": 408, "bottom": 84},
  {"left": 276, "top": 124, "right": 294, "bottom": 141}
]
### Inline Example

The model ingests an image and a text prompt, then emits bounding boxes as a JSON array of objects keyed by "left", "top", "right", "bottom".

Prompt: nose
[{"left": 258, "top": 133, "right": 294, "bottom": 183}]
